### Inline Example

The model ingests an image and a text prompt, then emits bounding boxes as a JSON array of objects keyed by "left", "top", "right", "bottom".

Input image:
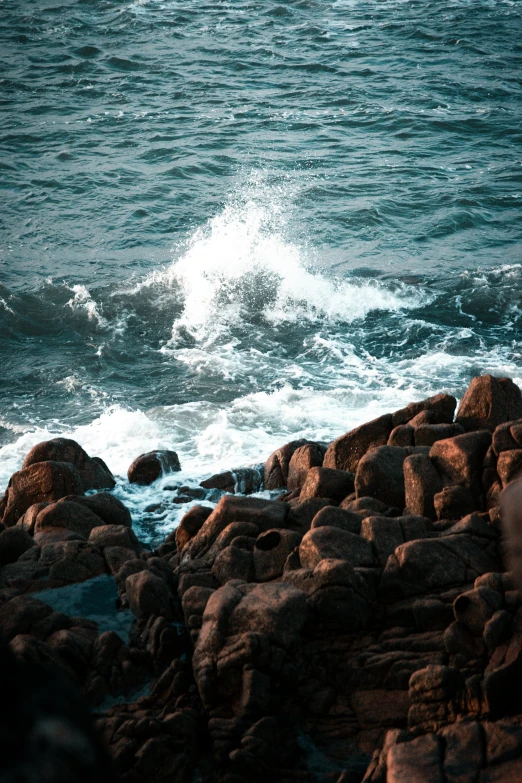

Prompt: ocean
[{"left": 1, "top": 0, "right": 521, "bottom": 541}]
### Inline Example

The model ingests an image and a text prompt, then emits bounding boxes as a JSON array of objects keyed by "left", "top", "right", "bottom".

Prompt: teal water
[{"left": 1, "top": 0, "right": 521, "bottom": 537}]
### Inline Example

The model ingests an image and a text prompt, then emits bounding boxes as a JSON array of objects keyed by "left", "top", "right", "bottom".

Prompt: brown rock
[
  {"left": 125, "top": 570, "right": 173, "bottom": 619},
  {"left": 388, "top": 425, "right": 415, "bottom": 447},
  {"left": 287, "top": 443, "right": 325, "bottom": 491},
  {"left": 88, "top": 524, "right": 141, "bottom": 553},
  {"left": 404, "top": 452, "right": 442, "bottom": 520},
  {"left": 355, "top": 446, "right": 407, "bottom": 509},
  {"left": 323, "top": 414, "right": 393, "bottom": 473},
  {"left": 0, "top": 595, "right": 53, "bottom": 640},
  {"left": 501, "top": 478, "right": 522, "bottom": 595},
  {"left": 226, "top": 582, "right": 308, "bottom": 649},
  {"left": 253, "top": 529, "right": 301, "bottom": 581},
  {"left": 264, "top": 438, "right": 311, "bottom": 489},
  {"left": 360, "top": 516, "right": 404, "bottom": 567},
  {"left": 430, "top": 430, "right": 492, "bottom": 494},
  {"left": 0, "top": 527, "right": 37, "bottom": 566},
  {"left": 392, "top": 392, "right": 457, "bottom": 427},
  {"left": 16, "top": 502, "right": 50, "bottom": 535},
  {"left": 34, "top": 500, "right": 104, "bottom": 539},
  {"left": 127, "top": 450, "right": 181, "bottom": 485},
  {"left": 174, "top": 505, "right": 212, "bottom": 552},
  {"left": 493, "top": 421, "right": 520, "bottom": 455},
  {"left": 299, "top": 525, "right": 375, "bottom": 569},
  {"left": 342, "top": 496, "right": 400, "bottom": 517},
  {"left": 414, "top": 423, "right": 464, "bottom": 447},
  {"left": 2, "top": 461, "right": 84, "bottom": 528},
  {"left": 497, "top": 449, "right": 522, "bottom": 488},
  {"left": 456, "top": 375, "right": 522, "bottom": 433},
  {"left": 453, "top": 586, "right": 502, "bottom": 635},
  {"left": 352, "top": 689, "right": 409, "bottom": 728},
  {"left": 310, "top": 505, "right": 362, "bottom": 535},
  {"left": 434, "top": 484, "right": 475, "bottom": 520},
  {"left": 299, "top": 466, "right": 355, "bottom": 503},
  {"left": 22, "top": 437, "right": 115, "bottom": 490},
  {"left": 211, "top": 545, "right": 255, "bottom": 584},
  {"left": 63, "top": 492, "right": 132, "bottom": 528}
]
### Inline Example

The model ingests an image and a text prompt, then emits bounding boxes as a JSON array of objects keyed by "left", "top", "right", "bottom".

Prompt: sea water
[{"left": 1, "top": 0, "right": 521, "bottom": 540}]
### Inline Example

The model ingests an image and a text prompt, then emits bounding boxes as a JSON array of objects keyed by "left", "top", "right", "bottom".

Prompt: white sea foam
[{"left": 66, "top": 285, "right": 109, "bottom": 328}]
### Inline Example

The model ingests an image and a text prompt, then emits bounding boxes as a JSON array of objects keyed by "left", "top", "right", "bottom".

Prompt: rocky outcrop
[
  {"left": 127, "top": 450, "right": 181, "bottom": 485},
  {"left": 5, "top": 378, "right": 522, "bottom": 782}
]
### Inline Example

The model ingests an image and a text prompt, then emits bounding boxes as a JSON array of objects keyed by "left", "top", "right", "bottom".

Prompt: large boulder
[
  {"left": 403, "top": 452, "right": 442, "bottom": 520},
  {"left": 355, "top": 446, "right": 407, "bottom": 509},
  {"left": 456, "top": 375, "right": 522, "bottom": 433},
  {"left": 391, "top": 393, "right": 457, "bottom": 427},
  {"left": 299, "top": 466, "right": 354, "bottom": 503},
  {"left": 2, "top": 462, "right": 84, "bottom": 528},
  {"left": 22, "top": 438, "right": 115, "bottom": 491},
  {"left": 299, "top": 525, "right": 375, "bottom": 569},
  {"left": 60, "top": 493, "right": 132, "bottom": 528},
  {"left": 323, "top": 414, "right": 393, "bottom": 473},
  {"left": 174, "top": 505, "right": 213, "bottom": 552},
  {"left": 264, "top": 439, "right": 311, "bottom": 489},
  {"left": 287, "top": 443, "right": 325, "bottom": 491},
  {"left": 33, "top": 501, "right": 106, "bottom": 541},
  {"left": 253, "top": 529, "right": 301, "bottom": 582},
  {"left": 125, "top": 570, "right": 173, "bottom": 619},
  {"left": 127, "top": 450, "right": 181, "bottom": 485},
  {"left": 430, "top": 430, "right": 492, "bottom": 496}
]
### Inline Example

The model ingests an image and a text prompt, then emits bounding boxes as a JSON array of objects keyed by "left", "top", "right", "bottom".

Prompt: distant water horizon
[{"left": 1, "top": 0, "right": 521, "bottom": 540}]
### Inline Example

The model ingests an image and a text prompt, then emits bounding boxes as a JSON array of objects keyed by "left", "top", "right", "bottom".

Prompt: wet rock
[
  {"left": 497, "top": 449, "right": 522, "bottom": 488},
  {"left": 174, "top": 504, "right": 212, "bottom": 552},
  {"left": 287, "top": 443, "right": 325, "bottom": 491},
  {"left": 125, "top": 570, "right": 173, "bottom": 620},
  {"left": 434, "top": 484, "right": 476, "bottom": 521},
  {"left": 299, "top": 466, "right": 355, "bottom": 502},
  {"left": 2, "top": 461, "right": 84, "bottom": 528},
  {"left": 264, "top": 438, "right": 311, "bottom": 489},
  {"left": 22, "top": 437, "right": 115, "bottom": 491},
  {"left": 0, "top": 526, "right": 36, "bottom": 566},
  {"left": 310, "top": 505, "right": 362, "bottom": 534},
  {"left": 323, "top": 414, "right": 393, "bottom": 473},
  {"left": 430, "top": 430, "right": 492, "bottom": 496},
  {"left": 392, "top": 393, "right": 457, "bottom": 427},
  {"left": 403, "top": 452, "right": 442, "bottom": 520},
  {"left": 299, "top": 525, "right": 375, "bottom": 569},
  {"left": 201, "top": 467, "right": 262, "bottom": 495},
  {"left": 253, "top": 529, "right": 301, "bottom": 581},
  {"left": 456, "top": 375, "right": 522, "bottom": 433},
  {"left": 355, "top": 446, "right": 407, "bottom": 510},
  {"left": 34, "top": 500, "right": 105, "bottom": 540},
  {"left": 127, "top": 450, "right": 181, "bottom": 485}
]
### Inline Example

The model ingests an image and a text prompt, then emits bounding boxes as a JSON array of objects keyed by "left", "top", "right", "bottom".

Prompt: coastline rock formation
[{"left": 3, "top": 374, "right": 522, "bottom": 781}]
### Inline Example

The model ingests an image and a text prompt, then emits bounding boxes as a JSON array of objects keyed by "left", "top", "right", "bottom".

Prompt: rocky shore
[{"left": 2, "top": 374, "right": 522, "bottom": 781}]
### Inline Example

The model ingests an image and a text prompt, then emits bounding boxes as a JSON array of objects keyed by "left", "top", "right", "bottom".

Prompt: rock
[
  {"left": 355, "top": 446, "right": 407, "bottom": 509},
  {"left": 453, "top": 586, "right": 502, "bottom": 635},
  {"left": 497, "top": 449, "right": 522, "bottom": 488},
  {"left": 434, "top": 484, "right": 476, "bottom": 521},
  {"left": 125, "top": 571, "right": 173, "bottom": 619},
  {"left": 253, "top": 529, "right": 301, "bottom": 581},
  {"left": 127, "top": 450, "right": 181, "bottom": 485},
  {"left": 33, "top": 500, "right": 105, "bottom": 540},
  {"left": 414, "top": 423, "right": 464, "bottom": 447},
  {"left": 0, "top": 527, "right": 36, "bottom": 566},
  {"left": 352, "top": 689, "right": 409, "bottom": 728},
  {"left": 264, "top": 439, "right": 312, "bottom": 489},
  {"left": 174, "top": 505, "right": 212, "bottom": 552},
  {"left": 323, "top": 414, "right": 393, "bottom": 473},
  {"left": 299, "top": 525, "right": 375, "bottom": 569},
  {"left": 226, "top": 582, "right": 308, "bottom": 649},
  {"left": 430, "top": 430, "right": 492, "bottom": 496},
  {"left": 440, "top": 720, "right": 483, "bottom": 783},
  {"left": 286, "top": 498, "right": 333, "bottom": 534},
  {"left": 484, "top": 610, "right": 513, "bottom": 654},
  {"left": 212, "top": 545, "right": 255, "bottom": 584},
  {"left": 200, "top": 468, "right": 261, "bottom": 495},
  {"left": 185, "top": 495, "right": 288, "bottom": 560},
  {"left": 88, "top": 525, "right": 141, "bottom": 553},
  {"left": 342, "top": 496, "right": 400, "bottom": 518},
  {"left": 287, "top": 443, "right": 325, "bottom": 491},
  {"left": 0, "top": 595, "right": 53, "bottom": 640},
  {"left": 493, "top": 421, "right": 520, "bottom": 455},
  {"left": 403, "top": 452, "right": 442, "bottom": 520},
  {"left": 483, "top": 615, "right": 522, "bottom": 717},
  {"left": 310, "top": 505, "right": 362, "bottom": 535},
  {"left": 62, "top": 492, "right": 132, "bottom": 528},
  {"left": 360, "top": 516, "right": 404, "bottom": 567},
  {"left": 392, "top": 393, "right": 457, "bottom": 427},
  {"left": 456, "top": 375, "right": 522, "bottom": 433},
  {"left": 388, "top": 425, "right": 415, "bottom": 447},
  {"left": 1, "top": 461, "right": 84, "bottom": 528},
  {"left": 22, "top": 437, "right": 115, "bottom": 491},
  {"left": 299, "top": 466, "right": 355, "bottom": 503},
  {"left": 16, "top": 502, "right": 50, "bottom": 535}
]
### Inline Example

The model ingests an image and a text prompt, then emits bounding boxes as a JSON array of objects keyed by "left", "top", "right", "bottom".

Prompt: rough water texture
[{"left": 1, "top": 0, "right": 522, "bottom": 538}]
